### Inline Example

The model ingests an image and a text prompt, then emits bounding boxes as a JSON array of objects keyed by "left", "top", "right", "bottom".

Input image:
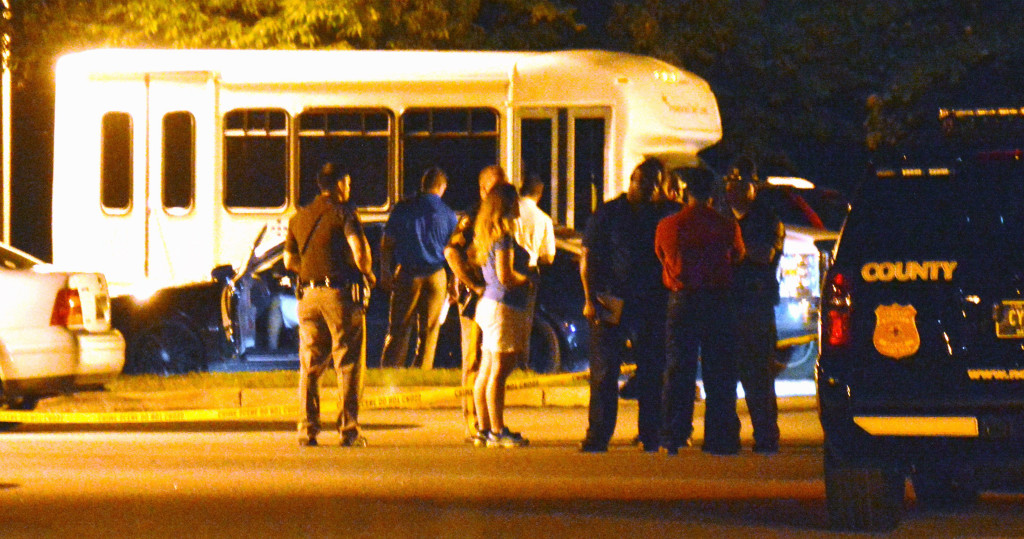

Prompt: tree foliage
[
  {"left": 608, "top": 0, "right": 1024, "bottom": 176},
  {"left": 11, "top": 0, "right": 580, "bottom": 67},
  {"left": 9, "top": 0, "right": 1024, "bottom": 184}
]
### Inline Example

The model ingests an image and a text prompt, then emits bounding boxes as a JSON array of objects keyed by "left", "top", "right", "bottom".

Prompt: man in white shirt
[
  {"left": 513, "top": 175, "right": 556, "bottom": 360},
  {"left": 515, "top": 175, "right": 556, "bottom": 269}
]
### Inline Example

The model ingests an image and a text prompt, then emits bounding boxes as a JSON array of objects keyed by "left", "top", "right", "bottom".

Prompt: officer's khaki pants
[{"left": 297, "top": 287, "right": 365, "bottom": 440}]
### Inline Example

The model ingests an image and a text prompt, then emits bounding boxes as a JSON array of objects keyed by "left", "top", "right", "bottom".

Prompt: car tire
[
  {"left": 525, "top": 316, "right": 561, "bottom": 374},
  {"left": 0, "top": 396, "right": 39, "bottom": 432},
  {"left": 776, "top": 341, "right": 816, "bottom": 380},
  {"left": 911, "top": 463, "right": 979, "bottom": 511},
  {"left": 824, "top": 446, "right": 904, "bottom": 532},
  {"left": 127, "top": 316, "right": 207, "bottom": 375}
]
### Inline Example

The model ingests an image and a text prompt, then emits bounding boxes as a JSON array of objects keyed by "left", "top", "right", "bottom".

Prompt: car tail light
[
  {"left": 51, "top": 288, "right": 84, "bottom": 327},
  {"left": 822, "top": 271, "right": 852, "bottom": 348}
]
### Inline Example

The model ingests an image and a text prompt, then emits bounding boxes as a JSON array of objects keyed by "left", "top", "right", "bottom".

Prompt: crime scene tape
[
  {"left": 0, "top": 334, "right": 814, "bottom": 424},
  {"left": 0, "top": 366, "right": 626, "bottom": 424}
]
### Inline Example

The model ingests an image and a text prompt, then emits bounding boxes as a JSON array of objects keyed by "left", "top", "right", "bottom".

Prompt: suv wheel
[
  {"left": 824, "top": 446, "right": 904, "bottom": 532},
  {"left": 911, "top": 464, "right": 979, "bottom": 511}
]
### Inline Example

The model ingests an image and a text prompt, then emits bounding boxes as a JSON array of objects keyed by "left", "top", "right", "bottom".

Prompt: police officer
[
  {"left": 284, "top": 162, "right": 376, "bottom": 447},
  {"left": 725, "top": 156, "right": 785, "bottom": 454}
]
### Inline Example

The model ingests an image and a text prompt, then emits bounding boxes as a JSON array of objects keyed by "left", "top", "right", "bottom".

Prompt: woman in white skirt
[{"left": 469, "top": 181, "right": 533, "bottom": 448}]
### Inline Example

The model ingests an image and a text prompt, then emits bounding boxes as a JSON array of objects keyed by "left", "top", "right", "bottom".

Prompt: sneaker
[
  {"left": 469, "top": 429, "right": 490, "bottom": 448},
  {"left": 579, "top": 440, "right": 607, "bottom": 453},
  {"left": 340, "top": 434, "right": 368, "bottom": 448},
  {"left": 486, "top": 427, "right": 528, "bottom": 448}
]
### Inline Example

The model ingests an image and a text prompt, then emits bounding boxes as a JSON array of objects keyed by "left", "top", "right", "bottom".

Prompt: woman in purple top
[{"left": 469, "top": 182, "right": 532, "bottom": 448}]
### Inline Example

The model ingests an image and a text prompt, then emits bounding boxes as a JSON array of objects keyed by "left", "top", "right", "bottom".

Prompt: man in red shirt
[{"left": 654, "top": 167, "right": 745, "bottom": 455}]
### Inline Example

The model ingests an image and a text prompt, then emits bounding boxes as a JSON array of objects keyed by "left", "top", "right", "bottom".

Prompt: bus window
[
  {"left": 520, "top": 118, "right": 554, "bottom": 216},
  {"left": 162, "top": 111, "right": 195, "bottom": 213},
  {"left": 573, "top": 117, "right": 605, "bottom": 231},
  {"left": 223, "top": 109, "right": 288, "bottom": 210},
  {"left": 101, "top": 112, "right": 133, "bottom": 212},
  {"left": 298, "top": 109, "right": 391, "bottom": 208},
  {"left": 402, "top": 108, "right": 498, "bottom": 212}
]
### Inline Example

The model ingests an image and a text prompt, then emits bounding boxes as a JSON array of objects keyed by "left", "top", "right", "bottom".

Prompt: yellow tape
[
  {"left": 777, "top": 334, "right": 817, "bottom": 349},
  {"left": 0, "top": 334, "right": 813, "bottom": 424}
]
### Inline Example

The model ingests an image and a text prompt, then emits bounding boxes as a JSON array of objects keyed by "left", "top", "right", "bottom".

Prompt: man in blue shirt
[{"left": 379, "top": 167, "right": 458, "bottom": 369}]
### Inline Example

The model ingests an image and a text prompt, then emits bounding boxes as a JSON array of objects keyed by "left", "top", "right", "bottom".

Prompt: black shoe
[
  {"left": 340, "top": 434, "right": 368, "bottom": 447},
  {"left": 618, "top": 374, "right": 639, "bottom": 400},
  {"left": 639, "top": 437, "right": 660, "bottom": 453},
  {"left": 753, "top": 443, "right": 779, "bottom": 455},
  {"left": 701, "top": 444, "right": 739, "bottom": 456},
  {"left": 299, "top": 437, "right": 318, "bottom": 447},
  {"left": 579, "top": 440, "right": 608, "bottom": 453}
]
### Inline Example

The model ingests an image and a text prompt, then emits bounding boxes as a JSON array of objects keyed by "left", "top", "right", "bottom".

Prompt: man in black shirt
[
  {"left": 725, "top": 156, "right": 785, "bottom": 454},
  {"left": 285, "top": 162, "right": 376, "bottom": 447},
  {"left": 579, "top": 158, "right": 670, "bottom": 453}
]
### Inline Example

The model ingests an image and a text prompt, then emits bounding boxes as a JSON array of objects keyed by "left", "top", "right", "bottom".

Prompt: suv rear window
[{"left": 840, "top": 160, "right": 1024, "bottom": 262}]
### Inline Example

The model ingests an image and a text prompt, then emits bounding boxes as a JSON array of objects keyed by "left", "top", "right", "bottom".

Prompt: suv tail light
[
  {"left": 51, "top": 288, "right": 84, "bottom": 327},
  {"left": 822, "top": 271, "right": 852, "bottom": 347}
]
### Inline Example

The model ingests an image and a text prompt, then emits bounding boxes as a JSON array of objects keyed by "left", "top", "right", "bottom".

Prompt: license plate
[{"left": 995, "top": 300, "right": 1024, "bottom": 339}]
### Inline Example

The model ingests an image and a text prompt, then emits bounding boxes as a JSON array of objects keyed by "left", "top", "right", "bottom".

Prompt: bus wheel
[
  {"left": 128, "top": 317, "right": 206, "bottom": 375},
  {"left": 525, "top": 316, "right": 561, "bottom": 374}
]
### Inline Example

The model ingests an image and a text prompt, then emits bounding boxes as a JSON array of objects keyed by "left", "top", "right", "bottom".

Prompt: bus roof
[{"left": 56, "top": 48, "right": 693, "bottom": 86}]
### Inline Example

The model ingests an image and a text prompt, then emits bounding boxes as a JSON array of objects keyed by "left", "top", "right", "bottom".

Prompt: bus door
[
  {"left": 516, "top": 107, "right": 610, "bottom": 232},
  {"left": 144, "top": 72, "right": 217, "bottom": 286}
]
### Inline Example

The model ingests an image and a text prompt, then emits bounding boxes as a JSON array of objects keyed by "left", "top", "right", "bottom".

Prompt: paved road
[{"left": 3, "top": 404, "right": 1024, "bottom": 537}]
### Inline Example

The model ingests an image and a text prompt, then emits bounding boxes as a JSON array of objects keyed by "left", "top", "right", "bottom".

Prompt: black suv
[{"left": 819, "top": 111, "right": 1024, "bottom": 531}]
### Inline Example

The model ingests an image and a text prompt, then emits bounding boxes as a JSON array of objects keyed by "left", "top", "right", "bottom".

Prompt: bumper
[
  {"left": 819, "top": 380, "right": 1024, "bottom": 466},
  {"left": 0, "top": 327, "right": 125, "bottom": 393}
]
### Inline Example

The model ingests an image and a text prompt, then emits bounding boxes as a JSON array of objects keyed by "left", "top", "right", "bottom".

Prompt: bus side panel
[
  {"left": 52, "top": 75, "right": 147, "bottom": 295},
  {"left": 145, "top": 75, "right": 220, "bottom": 288}
]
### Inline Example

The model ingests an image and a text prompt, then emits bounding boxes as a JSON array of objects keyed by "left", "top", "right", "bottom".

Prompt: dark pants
[
  {"left": 297, "top": 287, "right": 366, "bottom": 441},
  {"left": 661, "top": 288, "right": 740, "bottom": 452},
  {"left": 584, "top": 291, "right": 667, "bottom": 447},
  {"left": 735, "top": 297, "right": 780, "bottom": 450},
  {"left": 381, "top": 267, "right": 448, "bottom": 369}
]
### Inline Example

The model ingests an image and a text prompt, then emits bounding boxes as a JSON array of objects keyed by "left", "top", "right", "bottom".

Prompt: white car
[{"left": 0, "top": 242, "right": 125, "bottom": 413}]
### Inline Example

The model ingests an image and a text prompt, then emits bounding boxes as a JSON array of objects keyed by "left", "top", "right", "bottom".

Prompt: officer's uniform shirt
[{"left": 285, "top": 194, "right": 364, "bottom": 285}]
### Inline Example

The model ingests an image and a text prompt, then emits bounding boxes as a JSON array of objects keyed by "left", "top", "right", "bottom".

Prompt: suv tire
[{"left": 824, "top": 446, "right": 904, "bottom": 532}]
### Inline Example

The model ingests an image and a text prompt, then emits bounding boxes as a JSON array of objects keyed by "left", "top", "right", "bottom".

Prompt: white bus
[{"left": 50, "top": 48, "right": 722, "bottom": 297}]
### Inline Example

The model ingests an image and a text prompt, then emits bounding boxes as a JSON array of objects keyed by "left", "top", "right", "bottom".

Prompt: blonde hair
[{"left": 471, "top": 182, "right": 519, "bottom": 267}]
